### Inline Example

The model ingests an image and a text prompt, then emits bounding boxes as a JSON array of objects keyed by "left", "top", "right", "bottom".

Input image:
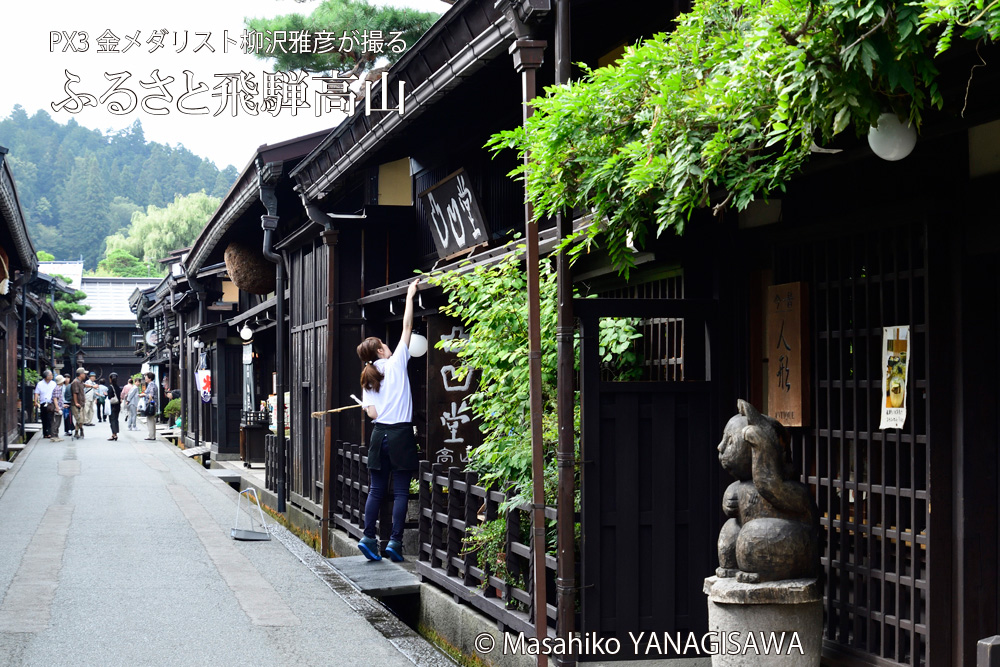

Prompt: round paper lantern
[
  {"left": 224, "top": 241, "right": 276, "bottom": 295},
  {"left": 409, "top": 333, "right": 428, "bottom": 357},
  {"left": 868, "top": 113, "right": 917, "bottom": 161}
]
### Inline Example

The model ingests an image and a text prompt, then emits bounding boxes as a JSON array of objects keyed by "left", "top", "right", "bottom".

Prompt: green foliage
[
  {"left": 426, "top": 250, "right": 557, "bottom": 504},
  {"left": 0, "top": 108, "right": 238, "bottom": 268},
  {"left": 95, "top": 249, "right": 158, "bottom": 277},
  {"left": 18, "top": 368, "right": 40, "bottom": 388},
  {"left": 488, "top": 0, "right": 995, "bottom": 276},
  {"left": 36, "top": 250, "right": 55, "bottom": 261},
  {"left": 59, "top": 319, "right": 85, "bottom": 347},
  {"left": 104, "top": 192, "right": 219, "bottom": 267},
  {"left": 461, "top": 517, "right": 524, "bottom": 590},
  {"left": 46, "top": 273, "right": 89, "bottom": 345},
  {"left": 426, "top": 246, "right": 640, "bottom": 506},
  {"left": 598, "top": 318, "right": 644, "bottom": 381},
  {"left": 246, "top": 0, "right": 439, "bottom": 76},
  {"left": 163, "top": 398, "right": 182, "bottom": 422}
]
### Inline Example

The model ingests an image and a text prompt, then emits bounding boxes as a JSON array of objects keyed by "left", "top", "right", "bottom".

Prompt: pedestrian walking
[
  {"left": 33, "top": 370, "right": 58, "bottom": 439},
  {"left": 143, "top": 372, "right": 158, "bottom": 441},
  {"left": 107, "top": 373, "right": 122, "bottom": 441},
  {"left": 70, "top": 367, "right": 87, "bottom": 439},
  {"left": 62, "top": 377, "right": 74, "bottom": 436},
  {"left": 96, "top": 378, "right": 109, "bottom": 422},
  {"left": 83, "top": 371, "right": 98, "bottom": 425},
  {"left": 124, "top": 378, "right": 139, "bottom": 430},
  {"left": 356, "top": 278, "right": 420, "bottom": 563},
  {"left": 50, "top": 375, "right": 66, "bottom": 442}
]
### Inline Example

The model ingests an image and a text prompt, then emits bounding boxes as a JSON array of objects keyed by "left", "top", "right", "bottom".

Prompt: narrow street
[{"left": 0, "top": 423, "right": 445, "bottom": 666}]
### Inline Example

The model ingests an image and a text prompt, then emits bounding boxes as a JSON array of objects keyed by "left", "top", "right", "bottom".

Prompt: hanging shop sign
[
  {"left": 766, "top": 282, "right": 810, "bottom": 427},
  {"left": 242, "top": 343, "right": 255, "bottom": 413},
  {"left": 418, "top": 168, "right": 489, "bottom": 259},
  {"left": 426, "top": 315, "right": 481, "bottom": 468},
  {"left": 196, "top": 369, "right": 212, "bottom": 403},
  {"left": 879, "top": 326, "right": 910, "bottom": 430}
]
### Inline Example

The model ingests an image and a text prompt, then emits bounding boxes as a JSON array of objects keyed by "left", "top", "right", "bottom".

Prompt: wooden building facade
[
  {"left": 125, "top": 2, "right": 1000, "bottom": 665},
  {"left": 286, "top": 2, "right": 1000, "bottom": 665},
  {"left": 0, "top": 146, "right": 39, "bottom": 449}
]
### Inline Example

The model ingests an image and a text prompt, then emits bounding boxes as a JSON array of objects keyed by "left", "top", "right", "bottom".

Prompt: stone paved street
[{"left": 0, "top": 420, "right": 448, "bottom": 667}]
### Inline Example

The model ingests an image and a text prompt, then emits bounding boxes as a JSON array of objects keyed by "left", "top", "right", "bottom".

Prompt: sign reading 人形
[
  {"left": 418, "top": 169, "right": 489, "bottom": 259},
  {"left": 766, "top": 282, "right": 810, "bottom": 427}
]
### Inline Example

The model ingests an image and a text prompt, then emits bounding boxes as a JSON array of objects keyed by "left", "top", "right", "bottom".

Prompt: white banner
[
  {"left": 196, "top": 369, "right": 212, "bottom": 404},
  {"left": 879, "top": 326, "right": 910, "bottom": 430}
]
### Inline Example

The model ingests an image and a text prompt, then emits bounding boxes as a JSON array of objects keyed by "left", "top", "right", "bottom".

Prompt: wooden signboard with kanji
[
  {"left": 425, "top": 315, "right": 481, "bottom": 468},
  {"left": 766, "top": 282, "right": 810, "bottom": 427}
]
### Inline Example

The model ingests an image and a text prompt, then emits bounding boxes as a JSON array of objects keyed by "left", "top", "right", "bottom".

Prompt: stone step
[
  {"left": 327, "top": 555, "right": 420, "bottom": 598},
  {"left": 182, "top": 446, "right": 211, "bottom": 458},
  {"left": 209, "top": 469, "right": 242, "bottom": 484}
]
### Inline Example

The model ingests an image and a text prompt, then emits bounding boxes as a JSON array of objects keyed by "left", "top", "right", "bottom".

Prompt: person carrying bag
[{"left": 142, "top": 372, "right": 158, "bottom": 440}]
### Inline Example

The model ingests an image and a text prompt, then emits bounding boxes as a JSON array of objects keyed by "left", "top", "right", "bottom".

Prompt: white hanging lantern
[
  {"left": 868, "top": 112, "right": 917, "bottom": 161},
  {"left": 409, "top": 333, "right": 428, "bottom": 357}
]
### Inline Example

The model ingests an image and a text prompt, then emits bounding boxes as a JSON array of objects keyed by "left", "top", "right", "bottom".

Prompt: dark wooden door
[{"left": 577, "top": 296, "right": 718, "bottom": 658}]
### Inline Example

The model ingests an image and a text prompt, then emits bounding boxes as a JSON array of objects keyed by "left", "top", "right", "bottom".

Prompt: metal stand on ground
[{"left": 231, "top": 488, "right": 270, "bottom": 541}]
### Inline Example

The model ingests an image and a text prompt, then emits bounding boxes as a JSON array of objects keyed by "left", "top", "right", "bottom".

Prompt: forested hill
[{"left": 0, "top": 106, "right": 238, "bottom": 268}]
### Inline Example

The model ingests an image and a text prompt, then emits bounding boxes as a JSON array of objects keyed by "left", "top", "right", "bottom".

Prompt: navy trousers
[{"left": 363, "top": 437, "right": 412, "bottom": 542}]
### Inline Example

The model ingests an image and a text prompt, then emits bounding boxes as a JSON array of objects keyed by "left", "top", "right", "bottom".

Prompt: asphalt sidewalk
[{"left": 0, "top": 418, "right": 449, "bottom": 667}]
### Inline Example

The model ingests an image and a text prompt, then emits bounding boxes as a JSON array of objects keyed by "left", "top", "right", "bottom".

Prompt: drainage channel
[{"left": 269, "top": 524, "right": 455, "bottom": 667}]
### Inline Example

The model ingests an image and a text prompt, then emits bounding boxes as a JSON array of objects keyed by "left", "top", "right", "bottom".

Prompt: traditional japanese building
[
  {"left": 132, "top": 1, "right": 1000, "bottom": 664},
  {"left": 287, "top": 2, "right": 1000, "bottom": 666},
  {"left": 0, "top": 146, "right": 39, "bottom": 448}
]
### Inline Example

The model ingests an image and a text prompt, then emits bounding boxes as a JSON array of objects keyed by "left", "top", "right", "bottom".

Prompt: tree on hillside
[
  {"left": 108, "top": 196, "right": 142, "bottom": 234},
  {"left": 103, "top": 191, "right": 219, "bottom": 265},
  {"left": 95, "top": 249, "right": 159, "bottom": 278},
  {"left": 0, "top": 107, "right": 239, "bottom": 264},
  {"left": 57, "top": 155, "right": 111, "bottom": 268},
  {"left": 36, "top": 251, "right": 55, "bottom": 262},
  {"left": 246, "top": 0, "right": 439, "bottom": 77}
]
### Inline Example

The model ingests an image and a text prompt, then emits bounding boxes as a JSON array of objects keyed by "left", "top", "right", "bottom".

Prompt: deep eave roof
[
  {"left": 0, "top": 147, "right": 38, "bottom": 273},
  {"left": 290, "top": 0, "right": 516, "bottom": 201},
  {"left": 183, "top": 130, "right": 330, "bottom": 275}
]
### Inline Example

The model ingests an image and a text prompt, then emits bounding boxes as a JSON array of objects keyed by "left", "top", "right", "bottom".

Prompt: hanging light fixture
[
  {"left": 239, "top": 322, "right": 254, "bottom": 341},
  {"left": 868, "top": 112, "right": 917, "bottom": 161}
]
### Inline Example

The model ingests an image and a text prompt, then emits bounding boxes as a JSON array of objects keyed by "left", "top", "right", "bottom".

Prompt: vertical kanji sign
[
  {"left": 426, "top": 315, "right": 481, "bottom": 468},
  {"left": 766, "top": 282, "right": 810, "bottom": 427}
]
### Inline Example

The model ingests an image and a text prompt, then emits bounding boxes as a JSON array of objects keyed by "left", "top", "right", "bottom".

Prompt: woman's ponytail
[{"left": 357, "top": 337, "right": 385, "bottom": 393}]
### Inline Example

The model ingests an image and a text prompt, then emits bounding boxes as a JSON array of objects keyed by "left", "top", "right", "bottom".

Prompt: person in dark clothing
[
  {"left": 63, "top": 380, "right": 74, "bottom": 435},
  {"left": 107, "top": 373, "right": 122, "bottom": 441}
]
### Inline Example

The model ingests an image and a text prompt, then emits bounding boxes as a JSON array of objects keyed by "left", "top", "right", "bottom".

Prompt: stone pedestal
[{"left": 704, "top": 576, "right": 822, "bottom": 666}]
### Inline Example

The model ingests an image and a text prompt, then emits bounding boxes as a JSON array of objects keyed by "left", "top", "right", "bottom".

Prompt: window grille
[{"left": 774, "top": 224, "right": 929, "bottom": 666}]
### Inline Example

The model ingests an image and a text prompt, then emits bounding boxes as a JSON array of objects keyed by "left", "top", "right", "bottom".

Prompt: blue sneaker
[
  {"left": 358, "top": 537, "right": 382, "bottom": 561},
  {"left": 384, "top": 539, "right": 404, "bottom": 562}
]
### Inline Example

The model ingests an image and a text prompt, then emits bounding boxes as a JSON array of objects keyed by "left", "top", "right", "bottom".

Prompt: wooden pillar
[
  {"left": 321, "top": 229, "right": 339, "bottom": 556},
  {"left": 510, "top": 37, "right": 549, "bottom": 660}
]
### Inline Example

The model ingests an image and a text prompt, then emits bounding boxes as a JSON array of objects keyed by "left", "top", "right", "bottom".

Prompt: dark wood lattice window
[
  {"left": 773, "top": 223, "right": 929, "bottom": 667},
  {"left": 597, "top": 269, "right": 686, "bottom": 382}
]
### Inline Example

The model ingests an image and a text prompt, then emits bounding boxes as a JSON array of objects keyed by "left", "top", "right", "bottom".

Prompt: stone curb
[{"left": 0, "top": 428, "right": 46, "bottom": 502}]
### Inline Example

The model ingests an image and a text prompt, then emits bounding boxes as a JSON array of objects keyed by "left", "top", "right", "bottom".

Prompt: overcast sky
[{"left": 2, "top": 0, "right": 447, "bottom": 171}]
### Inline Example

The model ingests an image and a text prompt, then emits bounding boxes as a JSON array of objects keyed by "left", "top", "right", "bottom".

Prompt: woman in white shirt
[{"left": 356, "top": 279, "right": 420, "bottom": 562}]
